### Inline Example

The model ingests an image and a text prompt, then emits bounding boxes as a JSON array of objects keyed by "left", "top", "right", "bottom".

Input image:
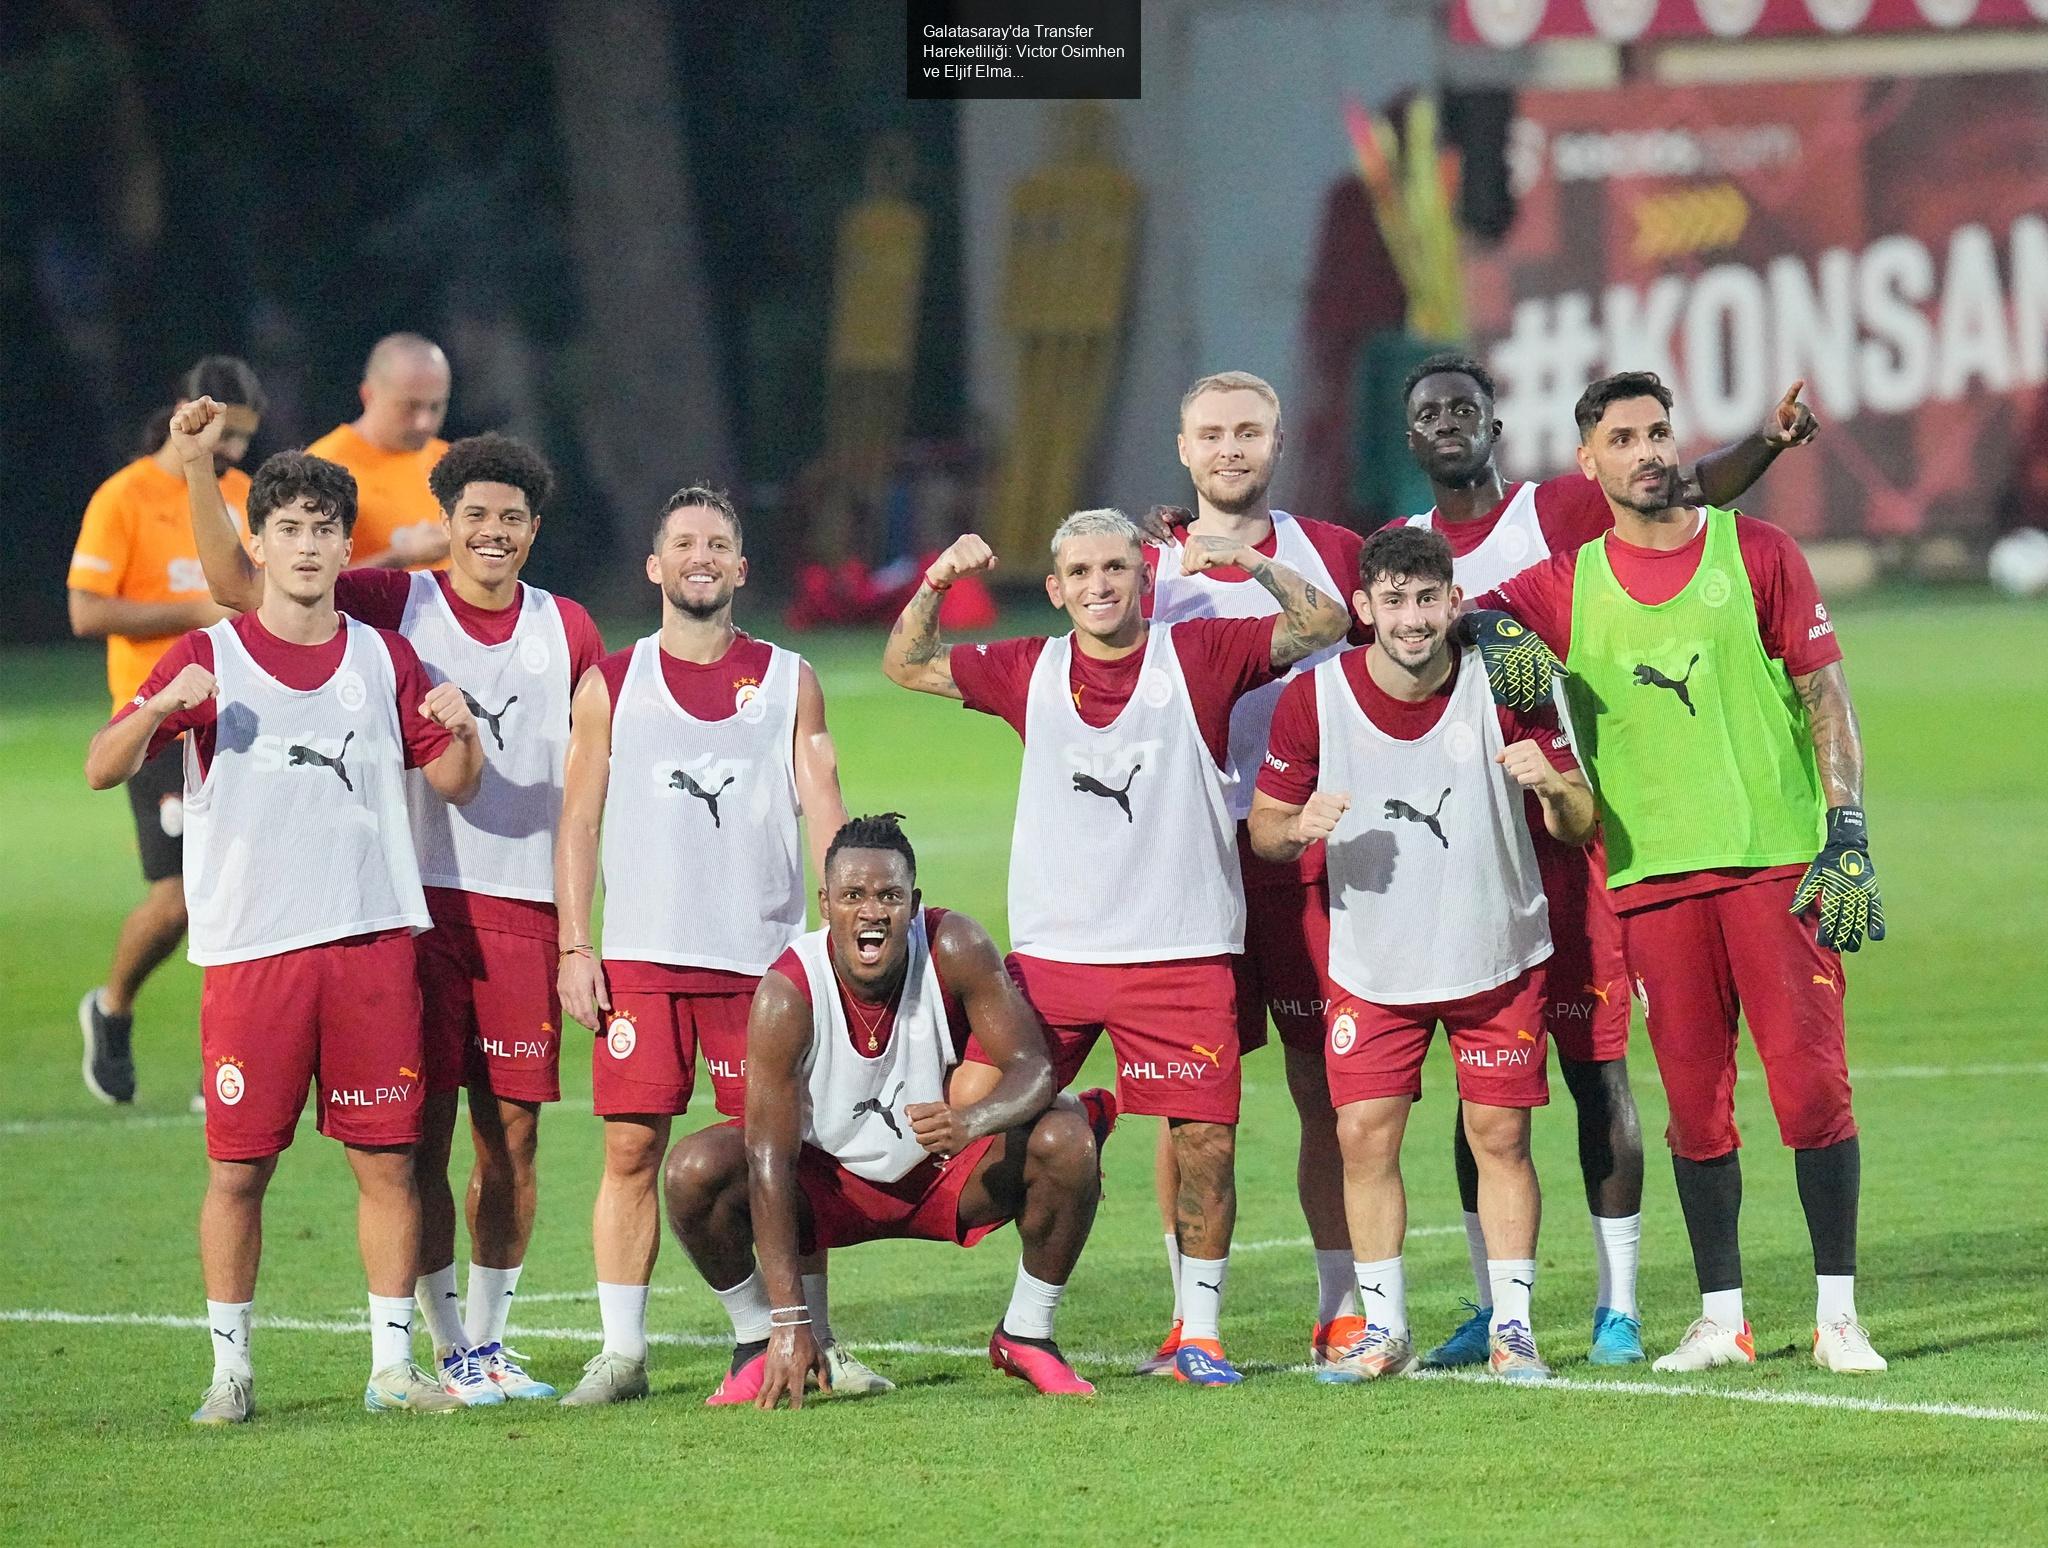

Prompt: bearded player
[
  {"left": 664, "top": 814, "right": 1116, "bottom": 1406},
  {"left": 180, "top": 399, "right": 607, "bottom": 1403},
  {"left": 1251, "top": 525, "right": 1595, "bottom": 1382},
  {"left": 884, "top": 507, "right": 1350, "bottom": 1384},
  {"left": 1137, "top": 370, "right": 1365, "bottom": 1375},
  {"left": 86, "top": 446, "right": 483, "bottom": 1422},
  {"left": 1472, "top": 370, "right": 1884, "bottom": 1375},
  {"left": 554, "top": 485, "right": 876, "bottom": 1405},
  {"left": 1399, "top": 351, "right": 1818, "bottom": 1368}
]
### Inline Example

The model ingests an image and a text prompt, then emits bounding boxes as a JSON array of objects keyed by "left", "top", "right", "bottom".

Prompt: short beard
[
  {"left": 1201, "top": 471, "right": 1271, "bottom": 516},
  {"left": 666, "top": 586, "right": 731, "bottom": 620},
  {"left": 1613, "top": 465, "right": 1680, "bottom": 515}
]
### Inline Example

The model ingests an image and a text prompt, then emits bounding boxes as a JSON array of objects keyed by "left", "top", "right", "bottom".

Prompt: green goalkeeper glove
[
  {"left": 1791, "top": 805, "right": 1886, "bottom": 953},
  {"left": 1457, "top": 610, "right": 1563, "bottom": 714}
]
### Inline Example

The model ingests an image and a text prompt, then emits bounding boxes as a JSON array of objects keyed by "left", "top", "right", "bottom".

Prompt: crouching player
[
  {"left": 663, "top": 815, "right": 1116, "bottom": 1406},
  {"left": 1249, "top": 526, "right": 1595, "bottom": 1383},
  {"left": 85, "top": 449, "right": 484, "bottom": 1421}
]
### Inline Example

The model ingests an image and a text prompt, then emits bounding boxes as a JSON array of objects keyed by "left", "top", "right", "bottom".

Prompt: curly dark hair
[
  {"left": 428, "top": 432, "right": 557, "bottom": 516},
  {"left": 654, "top": 483, "right": 741, "bottom": 552},
  {"left": 1574, "top": 371, "right": 1673, "bottom": 440},
  {"left": 1358, "top": 522, "right": 1455, "bottom": 591},
  {"left": 248, "top": 451, "right": 358, "bottom": 536},
  {"left": 1402, "top": 351, "right": 1496, "bottom": 409},
  {"left": 824, "top": 812, "right": 916, "bottom": 883}
]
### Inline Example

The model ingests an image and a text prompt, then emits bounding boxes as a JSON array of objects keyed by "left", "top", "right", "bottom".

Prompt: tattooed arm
[
  {"left": 1794, "top": 661, "right": 1863, "bottom": 809},
  {"left": 881, "top": 533, "right": 997, "bottom": 699},
  {"left": 1178, "top": 535, "right": 1351, "bottom": 670}
]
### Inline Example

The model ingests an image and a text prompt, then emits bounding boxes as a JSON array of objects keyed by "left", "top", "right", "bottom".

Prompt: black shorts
[{"left": 126, "top": 739, "right": 184, "bottom": 883}]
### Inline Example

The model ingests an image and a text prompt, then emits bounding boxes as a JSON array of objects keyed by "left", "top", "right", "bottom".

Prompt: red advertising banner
[
  {"left": 1455, "top": 0, "right": 2048, "bottom": 48},
  {"left": 1462, "top": 72, "right": 2048, "bottom": 538}
]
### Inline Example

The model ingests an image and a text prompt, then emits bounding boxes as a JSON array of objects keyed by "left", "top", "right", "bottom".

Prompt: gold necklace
[{"left": 843, "top": 985, "right": 891, "bottom": 1053}]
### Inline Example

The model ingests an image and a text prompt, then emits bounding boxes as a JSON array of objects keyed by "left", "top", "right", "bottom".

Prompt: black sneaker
[{"left": 79, "top": 988, "right": 136, "bottom": 1104}]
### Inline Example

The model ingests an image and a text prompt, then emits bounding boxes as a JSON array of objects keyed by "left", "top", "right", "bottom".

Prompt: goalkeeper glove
[
  {"left": 1791, "top": 805, "right": 1885, "bottom": 953},
  {"left": 1457, "top": 609, "right": 1563, "bottom": 714}
]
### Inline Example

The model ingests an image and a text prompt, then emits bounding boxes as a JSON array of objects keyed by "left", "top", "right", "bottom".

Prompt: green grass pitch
[{"left": 2, "top": 595, "right": 2045, "bottom": 1545}]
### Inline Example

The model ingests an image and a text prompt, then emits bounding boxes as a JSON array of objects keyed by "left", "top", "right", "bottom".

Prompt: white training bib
[
  {"left": 600, "top": 635, "right": 804, "bottom": 974},
  {"left": 795, "top": 914, "right": 954, "bottom": 1184},
  {"left": 1316, "top": 648, "right": 1552, "bottom": 1005},
  {"left": 182, "top": 618, "right": 429, "bottom": 965},
  {"left": 1150, "top": 512, "right": 1348, "bottom": 819},
  {"left": 1007, "top": 625, "right": 1244, "bottom": 964},
  {"left": 1409, "top": 481, "right": 1551, "bottom": 595},
  {"left": 399, "top": 574, "right": 572, "bottom": 902}
]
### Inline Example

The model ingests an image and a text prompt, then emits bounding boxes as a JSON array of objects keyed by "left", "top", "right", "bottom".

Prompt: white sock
[
  {"left": 1315, "top": 1248, "right": 1357, "bottom": 1324},
  {"left": 713, "top": 1271, "right": 774, "bottom": 1345},
  {"left": 1004, "top": 1263, "right": 1067, "bottom": 1341},
  {"left": 369, "top": 1294, "right": 416, "bottom": 1372},
  {"left": 1592, "top": 1213, "right": 1642, "bottom": 1318},
  {"left": 1489, "top": 1259, "right": 1537, "bottom": 1333},
  {"left": 1816, "top": 1274, "right": 1857, "bottom": 1327},
  {"left": 1179, "top": 1254, "right": 1228, "bottom": 1341},
  {"left": 596, "top": 1280, "right": 650, "bottom": 1361},
  {"left": 1463, "top": 1212, "right": 1492, "bottom": 1306},
  {"left": 464, "top": 1262, "right": 521, "bottom": 1349},
  {"left": 1352, "top": 1255, "right": 1408, "bottom": 1339},
  {"left": 206, "top": 1299, "right": 253, "bottom": 1380},
  {"left": 1703, "top": 1286, "right": 1745, "bottom": 1329},
  {"left": 1164, "top": 1233, "right": 1183, "bottom": 1322},
  {"left": 415, "top": 1263, "right": 465, "bottom": 1357},
  {"left": 801, "top": 1272, "right": 834, "bottom": 1346}
]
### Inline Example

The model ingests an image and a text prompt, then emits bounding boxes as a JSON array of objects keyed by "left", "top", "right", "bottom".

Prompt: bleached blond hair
[
  {"left": 1178, "top": 370, "right": 1282, "bottom": 430},
  {"left": 1048, "top": 507, "right": 1142, "bottom": 563}
]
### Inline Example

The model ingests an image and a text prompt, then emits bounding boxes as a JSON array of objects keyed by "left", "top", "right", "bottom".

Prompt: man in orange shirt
[
  {"left": 308, "top": 333, "right": 453, "bottom": 571},
  {"left": 68, "top": 356, "right": 265, "bottom": 1105}
]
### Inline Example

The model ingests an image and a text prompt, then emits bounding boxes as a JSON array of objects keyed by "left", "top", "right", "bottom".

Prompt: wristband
[
  {"left": 923, "top": 573, "right": 952, "bottom": 593},
  {"left": 1824, "top": 804, "right": 1868, "bottom": 848},
  {"left": 559, "top": 943, "right": 593, "bottom": 959}
]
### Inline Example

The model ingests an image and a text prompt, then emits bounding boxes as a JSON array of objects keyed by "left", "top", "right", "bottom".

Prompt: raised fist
[
  {"left": 153, "top": 663, "right": 218, "bottom": 715},
  {"left": 929, "top": 533, "right": 997, "bottom": 588},
  {"left": 168, "top": 397, "right": 227, "bottom": 463}
]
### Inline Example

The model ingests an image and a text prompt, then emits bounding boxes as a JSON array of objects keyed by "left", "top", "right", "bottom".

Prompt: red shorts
[
  {"left": 593, "top": 986, "right": 754, "bottom": 1118},
  {"left": 1325, "top": 966, "right": 1552, "bottom": 1109},
  {"left": 199, "top": 930, "right": 424, "bottom": 1160},
  {"left": 793, "top": 1134, "right": 1006, "bottom": 1252},
  {"left": 414, "top": 922, "right": 562, "bottom": 1103},
  {"left": 1537, "top": 838, "right": 1631, "bottom": 1064},
  {"left": 966, "top": 954, "right": 1241, "bottom": 1124},
  {"left": 1236, "top": 876, "right": 1336, "bottom": 1055},
  {"left": 1620, "top": 873, "right": 1855, "bottom": 1161}
]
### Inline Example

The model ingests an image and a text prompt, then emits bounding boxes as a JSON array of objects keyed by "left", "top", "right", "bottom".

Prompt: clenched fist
[
  {"left": 151, "top": 663, "right": 218, "bottom": 716},
  {"left": 927, "top": 533, "right": 997, "bottom": 589},
  {"left": 169, "top": 397, "right": 228, "bottom": 464},
  {"left": 1495, "top": 738, "right": 1565, "bottom": 794},
  {"left": 1180, "top": 534, "right": 1256, "bottom": 576},
  {"left": 419, "top": 680, "right": 479, "bottom": 741},
  {"left": 1292, "top": 789, "right": 1351, "bottom": 845}
]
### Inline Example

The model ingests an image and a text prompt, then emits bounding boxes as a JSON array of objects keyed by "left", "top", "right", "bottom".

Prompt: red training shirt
[{"left": 1425, "top": 473, "right": 1616, "bottom": 563}]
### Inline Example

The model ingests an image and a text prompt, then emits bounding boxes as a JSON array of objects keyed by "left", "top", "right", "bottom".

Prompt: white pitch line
[
  {"left": 1416, "top": 1366, "right": 2048, "bottom": 1424},
  {"left": 9, "top": 1306, "right": 2044, "bottom": 1425},
  {"left": 1850, "top": 1062, "right": 2048, "bottom": 1080},
  {"left": 0, "top": 1114, "right": 200, "bottom": 1137}
]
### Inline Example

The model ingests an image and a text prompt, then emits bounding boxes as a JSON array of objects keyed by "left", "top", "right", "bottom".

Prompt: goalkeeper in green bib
[{"left": 1466, "top": 371, "right": 1886, "bottom": 1376}]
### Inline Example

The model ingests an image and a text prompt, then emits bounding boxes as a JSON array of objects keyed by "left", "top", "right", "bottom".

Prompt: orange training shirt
[
  {"left": 305, "top": 422, "right": 449, "bottom": 571},
  {"left": 68, "top": 456, "right": 253, "bottom": 714}
]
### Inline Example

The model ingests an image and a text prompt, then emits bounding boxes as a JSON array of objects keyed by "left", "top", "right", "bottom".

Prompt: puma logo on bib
[
  {"left": 1384, "top": 787, "right": 1451, "bottom": 849},
  {"left": 1071, "top": 765, "right": 1140, "bottom": 823},
  {"left": 670, "top": 768, "right": 737, "bottom": 826},
  {"left": 461, "top": 690, "right": 519, "bottom": 750},
  {"left": 288, "top": 731, "right": 355, "bottom": 791},
  {"left": 851, "top": 1080, "right": 907, "bottom": 1139},
  {"left": 1633, "top": 654, "right": 1700, "bottom": 716}
]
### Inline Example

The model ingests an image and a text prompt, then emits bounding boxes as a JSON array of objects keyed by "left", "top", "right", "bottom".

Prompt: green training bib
[{"left": 1563, "top": 506, "right": 1824, "bottom": 889}]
